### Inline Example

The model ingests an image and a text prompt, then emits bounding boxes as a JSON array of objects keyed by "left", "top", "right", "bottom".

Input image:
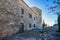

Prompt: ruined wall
[{"left": 0, "top": 0, "right": 21, "bottom": 38}]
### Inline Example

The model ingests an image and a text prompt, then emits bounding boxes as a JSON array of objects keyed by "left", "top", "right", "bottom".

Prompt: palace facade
[{"left": 0, "top": 0, "right": 42, "bottom": 38}]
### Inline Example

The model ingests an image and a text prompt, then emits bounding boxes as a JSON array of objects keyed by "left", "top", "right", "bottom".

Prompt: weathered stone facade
[
  {"left": 31, "top": 7, "right": 42, "bottom": 29},
  {"left": 0, "top": 0, "right": 42, "bottom": 38},
  {"left": 0, "top": 0, "right": 21, "bottom": 38}
]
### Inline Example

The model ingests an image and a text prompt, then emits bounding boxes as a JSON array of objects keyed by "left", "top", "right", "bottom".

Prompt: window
[
  {"left": 21, "top": 8, "right": 24, "bottom": 14},
  {"left": 29, "top": 23, "right": 31, "bottom": 28},
  {"left": 29, "top": 14, "right": 32, "bottom": 18},
  {"left": 34, "top": 24, "right": 35, "bottom": 27},
  {"left": 34, "top": 17, "right": 35, "bottom": 20}
]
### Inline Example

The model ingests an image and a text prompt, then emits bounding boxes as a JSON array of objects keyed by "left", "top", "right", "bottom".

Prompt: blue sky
[{"left": 24, "top": 0, "right": 58, "bottom": 26}]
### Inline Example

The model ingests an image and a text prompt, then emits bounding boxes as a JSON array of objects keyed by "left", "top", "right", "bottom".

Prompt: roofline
[{"left": 22, "top": 0, "right": 37, "bottom": 15}]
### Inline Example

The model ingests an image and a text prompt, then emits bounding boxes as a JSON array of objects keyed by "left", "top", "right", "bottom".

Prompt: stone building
[{"left": 0, "top": 0, "right": 42, "bottom": 38}]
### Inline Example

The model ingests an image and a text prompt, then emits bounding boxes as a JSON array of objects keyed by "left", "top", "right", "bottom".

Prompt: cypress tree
[{"left": 58, "top": 15, "right": 60, "bottom": 32}]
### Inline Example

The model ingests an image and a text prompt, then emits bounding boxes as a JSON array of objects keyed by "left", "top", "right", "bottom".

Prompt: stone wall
[
  {"left": 31, "top": 7, "right": 42, "bottom": 29},
  {"left": 0, "top": 0, "right": 21, "bottom": 38},
  {"left": 0, "top": 0, "right": 42, "bottom": 39}
]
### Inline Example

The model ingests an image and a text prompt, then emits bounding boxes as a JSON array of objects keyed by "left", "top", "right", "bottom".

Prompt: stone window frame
[
  {"left": 34, "top": 24, "right": 35, "bottom": 27},
  {"left": 29, "top": 13, "right": 32, "bottom": 18},
  {"left": 29, "top": 23, "right": 31, "bottom": 28},
  {"left": 21, "top": 8, "right": 24, "bottom": 14}
]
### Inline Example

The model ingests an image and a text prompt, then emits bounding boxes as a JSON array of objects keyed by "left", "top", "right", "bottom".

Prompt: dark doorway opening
[{"left": 19, "top": 23, "right": 24, "bottom": 33}]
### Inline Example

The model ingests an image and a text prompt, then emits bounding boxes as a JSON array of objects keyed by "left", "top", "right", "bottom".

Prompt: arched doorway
[{"left": 19, "top": 23, "right": 24, "bottom": 33}]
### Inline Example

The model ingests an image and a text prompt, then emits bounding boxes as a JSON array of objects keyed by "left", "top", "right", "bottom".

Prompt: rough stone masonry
[{"left": 0, "top": 0, "right": 22, "bottom": 38}]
